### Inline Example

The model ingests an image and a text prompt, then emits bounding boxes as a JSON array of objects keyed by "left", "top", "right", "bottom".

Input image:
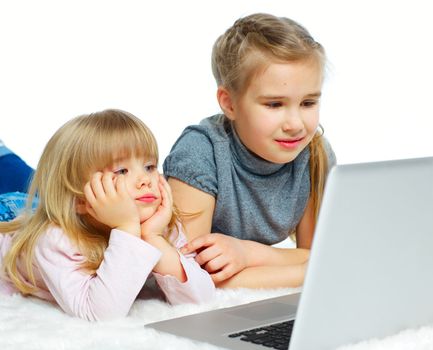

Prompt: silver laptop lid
[{"left": 290, "top": 157, "right": 433, "bottom": 350}]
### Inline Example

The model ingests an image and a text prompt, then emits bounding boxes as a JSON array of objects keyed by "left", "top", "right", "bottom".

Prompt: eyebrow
[{"left": 259, "top": 92, "right": 322, "bottom": 99}]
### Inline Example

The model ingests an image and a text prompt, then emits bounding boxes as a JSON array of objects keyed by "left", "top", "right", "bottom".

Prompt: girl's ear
[
  {"left": 75, "top": 198, "right": 87, "bottom": 214},
  {"left": 217, "top": 86, "right": 236, "bottom": 120}
]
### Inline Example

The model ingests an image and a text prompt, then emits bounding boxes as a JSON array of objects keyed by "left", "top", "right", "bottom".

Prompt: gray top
[{"left": 163, "top": 115, "right": 336, "bottom": 245}]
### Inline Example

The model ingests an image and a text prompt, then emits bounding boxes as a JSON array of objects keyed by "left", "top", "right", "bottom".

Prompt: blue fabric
[
  {"left": 0, "top": 146, "right": 34, "bottom": 194},
  {"left": 0, "top": 192, "right": 38, "bottom": 222},
  {"left": 0, "top": 144, "right": 13, "bottom": 157}
]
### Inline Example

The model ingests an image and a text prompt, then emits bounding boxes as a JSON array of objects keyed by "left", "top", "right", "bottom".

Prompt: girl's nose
[
  {"left": 136, "top": 173, "right": 151, "bottom": 189},
  {"left": 282, "top": 110, "right": 304, "bottom": 134}
]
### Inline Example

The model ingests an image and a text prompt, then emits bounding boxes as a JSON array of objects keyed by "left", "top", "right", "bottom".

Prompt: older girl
[{"left": 164, "top": 13, "right": 336, "bottom": 288}]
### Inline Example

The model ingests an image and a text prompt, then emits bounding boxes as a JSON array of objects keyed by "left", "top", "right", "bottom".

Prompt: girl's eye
[
  {"left": 265, "top": 101, "right": 283, "bottom": 109},
  {"left": 144, "top": 164, "right": 157, "bottom": 172},
  {"left": 301, "top": 99, "right": 318, "bottom": 108},
  {"left": 114, "top": 168, "right": 128, "bottom": 175}
]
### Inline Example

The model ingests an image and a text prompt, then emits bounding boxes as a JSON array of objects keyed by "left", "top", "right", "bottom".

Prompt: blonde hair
[
  {"left": 212, "top": 13, "right": 329, "bottom": 220},
  {"left": 0, "top": 109, "right": 178, "bottom": 294}
]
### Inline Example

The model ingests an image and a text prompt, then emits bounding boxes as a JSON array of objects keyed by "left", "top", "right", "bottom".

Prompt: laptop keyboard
[{"left": 228, "top": 319, "right": 294, "bottom": 350}]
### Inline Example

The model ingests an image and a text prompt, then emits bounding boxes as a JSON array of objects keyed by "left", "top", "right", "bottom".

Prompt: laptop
[{"left": 147, "top": 157, "right": 433, "bottom": 350}]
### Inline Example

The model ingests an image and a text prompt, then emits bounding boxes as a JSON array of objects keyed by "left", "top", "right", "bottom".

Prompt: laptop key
[{"left": 228, "top": 320, "right": 294, "bottom": 350}]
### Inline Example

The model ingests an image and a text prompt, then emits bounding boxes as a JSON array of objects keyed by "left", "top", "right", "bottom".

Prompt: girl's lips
[
  {"left": 136, "top": 195, "right": 157, "bottom": 203},
  {"left": 275, "top": 138, "right": 304, "bottom": 149}
]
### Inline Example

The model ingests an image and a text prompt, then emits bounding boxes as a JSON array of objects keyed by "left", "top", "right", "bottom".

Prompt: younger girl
[
  {"left": 0, "top": 109, "right": 215, "bottom": 321},
  {"left": 164, "top": 13, "right": 336, "bottom": 288}
]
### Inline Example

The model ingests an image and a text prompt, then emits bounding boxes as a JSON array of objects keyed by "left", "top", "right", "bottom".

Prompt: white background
[{"left": 1, "top": 0, "right": 432, "bottom": 169}]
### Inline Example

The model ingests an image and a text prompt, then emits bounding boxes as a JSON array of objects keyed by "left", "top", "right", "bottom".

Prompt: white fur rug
[{"left": 1, "top": 287, "right": 433, "bottom": 350}]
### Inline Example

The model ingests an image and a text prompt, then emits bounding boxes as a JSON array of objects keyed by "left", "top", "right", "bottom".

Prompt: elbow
[
  {"left": 69, "top": 302, "right": 131, "bottom": 322},
  {"left": 77, "top": 309, "right": 128, "bottom": 322},
  {"left": 90, "top": 309, "right": 129, "bottom": 322},
  {"left": 300, "top": 248, "right": 310, "bottom": 263},
  {"left": 289, "top": 261, "right": 308, "bottom": 288},
  {"left": 197, "top": 281, "right": 216, "bottom": 303},
  {"left": 165, "top": 274, "right": 216, "bottom": 305},
  {"left": 184, "top": 277, "right": 217, "bottom": 304}
]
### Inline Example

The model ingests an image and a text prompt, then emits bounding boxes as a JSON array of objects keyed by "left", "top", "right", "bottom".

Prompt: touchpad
[{"left": 226, "top": 302, "right": 296, "bottom": 321}]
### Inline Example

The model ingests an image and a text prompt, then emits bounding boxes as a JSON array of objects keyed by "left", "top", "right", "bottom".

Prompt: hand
[
  {"left": 84, "top": 172, "right": 140, "bottom": 236},
  {"left": 180, "top": 233, "right": 249, "bottom": 283},
  {"left": 140, "top": 175, "right": 173, "bottom": 239}
]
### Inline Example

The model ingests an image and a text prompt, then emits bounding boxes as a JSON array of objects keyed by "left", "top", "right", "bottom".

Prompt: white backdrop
[{"left": 1, "top": 0, "right": 432, "bottom": 169}]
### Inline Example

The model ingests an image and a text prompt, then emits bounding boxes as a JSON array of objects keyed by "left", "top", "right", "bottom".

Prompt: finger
[
  {"left": 83, "top": 181, "right": 96, "bottom": 205},
  {"left": 195, "top": 245, "right": 222, "bottom": 266},
  {"left": 90, "top": 172, "right": 105, "bottom": 199},
  {"left": 211, "top": 265, "right": 236, "bottom": 283},
  {"left": 181, "top": 234, "right": 215, "bottom": 254},
  {"left": 115, "top": 174, "right": 128, "bottom": 196},
  {"left": 159, "top": 175, "right": 173, "bottom": 202},
  {"left": 159, "top": 176, "right": 173, "bottom": 208},
  {"left": 85, "top": 202, "right": 98, "bottom": 218},
  {"left": 101, "top": 171, "right": 116, "bottom": 197},
  {"left": 203, "top": 254, "right": 228, "bottom": 273},
  {"left": 158, "top": 181, "right": 167, "bottom": 207},
  {"left": 159, "top": 184, "right": 173, "bottom": 208}
]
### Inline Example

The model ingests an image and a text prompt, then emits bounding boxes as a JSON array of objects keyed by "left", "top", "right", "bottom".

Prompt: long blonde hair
[
  {"left": 0, "top": 109, "right": 178, "bottom": 294},
  {"left": 211, "top": 13, "right": 329, "bottom": 220}
]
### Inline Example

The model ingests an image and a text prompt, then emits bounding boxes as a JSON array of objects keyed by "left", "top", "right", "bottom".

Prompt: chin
[
  {"left": 267, "top": 153, "right": 299, "bottom": 164},
  {"left": 277, "top": 157, "right": 298, "bottom": 164},
  {"left": 139, "top": 210, "right": 157, "bottom": 223}
]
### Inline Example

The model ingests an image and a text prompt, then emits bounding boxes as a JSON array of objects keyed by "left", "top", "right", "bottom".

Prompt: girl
[
  {"left": 163, "top": 13, "right": 336, "bottom": 288},
  {"left": 0, "top": 109, "right": 215, "bottom": 321}
]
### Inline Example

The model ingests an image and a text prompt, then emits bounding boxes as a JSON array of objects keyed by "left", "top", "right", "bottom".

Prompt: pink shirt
[{"left": 0, "top": 226, "right": 215, "bottom": 321}]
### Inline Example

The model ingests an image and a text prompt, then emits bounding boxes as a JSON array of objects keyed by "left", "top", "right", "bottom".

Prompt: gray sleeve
[{"left": 163, "top": 128, "right": 218, "bottom": 197}]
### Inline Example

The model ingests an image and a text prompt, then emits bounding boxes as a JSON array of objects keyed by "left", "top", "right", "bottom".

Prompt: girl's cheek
[
  {"left": 153, "top": 177, "right": 162, "bottom": 189},
  {"left": 122, "top": 181, "right": 134, "bottom": 195}
]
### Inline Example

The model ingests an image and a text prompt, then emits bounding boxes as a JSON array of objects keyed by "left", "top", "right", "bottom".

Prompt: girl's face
[
  {"left": 109, "top": 155, "right": 161, "bottom": 223},
  {"left": 226, "top": 60, "right": 322, "bottom": 164}
]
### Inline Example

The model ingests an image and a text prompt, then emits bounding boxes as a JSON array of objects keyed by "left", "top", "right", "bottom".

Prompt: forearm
[
  {"left": 144, "top": 235, "right": 187, "bottom": 282},
  {"left": 216, "top": 263, "right": 307, "bottom": 289},
  {"left": 37, "top": 229, "right": 162, "bottom": 321},
  {"left": 153, "top": 253, "right": 216, "bottom": 305},
  {"left": 243, "top": 239, "right": 310, "bottom": 267}
]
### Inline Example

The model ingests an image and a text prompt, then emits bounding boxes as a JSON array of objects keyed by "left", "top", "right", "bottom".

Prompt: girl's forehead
[
  {"left": 247, "top": 61, "right": 322, "bottom": 96},
  {"left": 111, "top": 150, "right": 156, "bottom": 163}
]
